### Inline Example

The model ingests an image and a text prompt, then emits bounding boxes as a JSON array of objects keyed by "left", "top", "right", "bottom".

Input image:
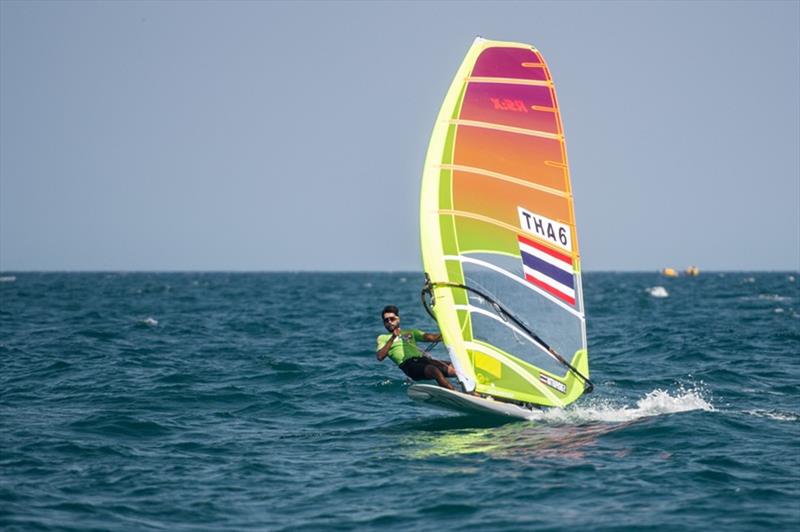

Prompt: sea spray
[{"left": 531, "top": 385, "right": 714, "bottom": 424}]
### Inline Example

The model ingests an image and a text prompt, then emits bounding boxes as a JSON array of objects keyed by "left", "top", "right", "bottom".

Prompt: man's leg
[
  {"left": 429, "top": 359, "right": 456, "bottom": 377},
  {"left": 423, "top": 364, "right": 455, "bottom": 390},
  {"left": 429, "top": 359, "right": 478, "bottom": 395}
]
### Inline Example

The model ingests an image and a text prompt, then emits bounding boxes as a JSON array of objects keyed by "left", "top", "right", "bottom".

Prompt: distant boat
[
  {"left": 661, "top": 268, "right": 679, "bottom": 277},
  {"left": 685, "top": 266, "right": 700, "bottom": 276}
]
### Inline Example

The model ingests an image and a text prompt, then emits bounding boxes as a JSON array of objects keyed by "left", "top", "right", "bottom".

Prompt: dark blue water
[{"left": 1, "top": 272, "right": 798, "bottom": 531}]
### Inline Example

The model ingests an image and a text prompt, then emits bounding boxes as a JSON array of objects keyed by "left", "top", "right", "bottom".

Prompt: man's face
[{"left": 382, "top": 313, "right": 399, "bottom": 332}]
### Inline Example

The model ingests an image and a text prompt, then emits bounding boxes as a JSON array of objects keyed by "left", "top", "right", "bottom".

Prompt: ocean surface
[{"left": 1, "top": 272, "right": 798, "bottom": 531}]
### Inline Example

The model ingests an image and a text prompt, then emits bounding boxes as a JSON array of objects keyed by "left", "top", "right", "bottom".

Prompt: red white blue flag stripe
[{"left": 518, "top": 234, "right": 576, "bottom": 305}]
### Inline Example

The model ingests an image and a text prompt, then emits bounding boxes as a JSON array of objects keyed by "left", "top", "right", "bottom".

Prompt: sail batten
[
  {"left": 465, "top": 341, "right": 563, "bottom": 404},
  {"left": 447, "top": 119, "right": 564, "bottom": 140},
  {"left": 466, "top": 76, "right": 554, "bottom": 87},
  {"left": 420, "top": 37, "right": 590, "bottom": 407},
  {"left": 443, "top": 255, "right": 585, "bottom": 319},
  {"left": 436, "top": 164, "right": 570, "bottom": 198},
  {"left": 454, "top": 304, "right": 563, "bottom": 362}
]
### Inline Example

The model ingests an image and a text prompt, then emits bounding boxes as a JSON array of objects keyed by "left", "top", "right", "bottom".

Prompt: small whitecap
[
  {"left": 744, "top": 277, "right": 755, "bottom": 283},
  {"left": 745, "top": 409, "right": 798, "bottom": 422},
  {"left": 0, "top": 276, "right": 16, "bottom": 283},
  {"left": 364, "top": 282, "right": 373, "bottom": 288},
  {"left": 647, "top": 286, "right": 669, "bottom": 298},
  {"left": 774, "top": 308, "right": 785, "bottom": 313},
  {"left": 140, "top": 317, "right": 158, "bottom": 326},
  {"left": 399, "top": 277, "right": 407, "bottom": 283},
  {"left": 788, "top": 276, "right": 795, "bottom": 282},
  {"left": 759, "top": 294, "right": 791, "bottom": 302}
]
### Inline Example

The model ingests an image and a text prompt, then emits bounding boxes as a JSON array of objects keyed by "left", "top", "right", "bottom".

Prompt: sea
[{"left": 1, "top": 272, "right": 798, "bottom": 531}]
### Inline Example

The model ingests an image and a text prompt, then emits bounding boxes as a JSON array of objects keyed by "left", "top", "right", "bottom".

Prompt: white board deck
[{"left": 407, "top": 384, "right": 540, "bottom": 420}]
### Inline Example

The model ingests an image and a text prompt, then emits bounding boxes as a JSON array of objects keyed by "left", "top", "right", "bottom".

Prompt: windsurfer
[{"left": 376, "top": 305, "right": 456, "bottom": 390}]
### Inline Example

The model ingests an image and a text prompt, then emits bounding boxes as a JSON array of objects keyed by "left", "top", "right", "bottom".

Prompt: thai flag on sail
[{"left": 518, "top": 234, "right": 576, "bottom": 305}]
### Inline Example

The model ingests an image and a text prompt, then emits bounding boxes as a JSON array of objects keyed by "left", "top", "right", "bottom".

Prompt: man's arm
[
  {"left": 422, "top": 332, "right": 442, "bottom": 342},
  {"left": 376, "top": 328, "right": 401, "bottom": 361}
]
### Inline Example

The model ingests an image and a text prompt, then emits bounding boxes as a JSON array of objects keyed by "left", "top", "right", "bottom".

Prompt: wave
[
  {"left": 744, "top": 409, "right": 798, "bottom": 422},
  {"left": 738, "top": 294, "right": 794, "bottom": 303},
  {"left": 757, "top": 294, "right": 793, "bottom": 302}
]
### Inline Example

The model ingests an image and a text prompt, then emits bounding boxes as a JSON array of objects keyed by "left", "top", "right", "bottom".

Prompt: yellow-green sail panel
[{"left": 420, "top": 37, "right": 589, "bottom": 407}]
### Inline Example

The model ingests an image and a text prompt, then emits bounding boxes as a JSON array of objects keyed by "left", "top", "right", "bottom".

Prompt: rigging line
[
  {"left": 423, "top": 339, "right": 439, "bottom": 355},
  {"left": 421, "top": 275, "right": 593, "bottom": 394}
]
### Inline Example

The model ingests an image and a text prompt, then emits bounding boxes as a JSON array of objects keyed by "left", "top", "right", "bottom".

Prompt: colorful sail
[{"left": 419, "top": 37, "right": 590, "bottom": 407}]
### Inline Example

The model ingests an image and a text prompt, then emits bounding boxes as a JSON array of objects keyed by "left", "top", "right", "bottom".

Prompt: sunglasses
[{"left": 383, "top": 316, "right": 399, "bottom": 322}]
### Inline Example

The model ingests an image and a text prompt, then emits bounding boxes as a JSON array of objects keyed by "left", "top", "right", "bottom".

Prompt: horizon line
[{"left": 1, "top": 269, "right": 798, "bottom": 274}]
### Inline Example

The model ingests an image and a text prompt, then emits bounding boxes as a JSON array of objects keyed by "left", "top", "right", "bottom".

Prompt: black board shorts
[{"left": 399, "top": 357, "right": 439, "bottom": 381}]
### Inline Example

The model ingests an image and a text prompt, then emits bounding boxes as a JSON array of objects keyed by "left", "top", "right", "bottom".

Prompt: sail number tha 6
[{"left": 517, "top": 206, "right": 572, "bottom": 252}]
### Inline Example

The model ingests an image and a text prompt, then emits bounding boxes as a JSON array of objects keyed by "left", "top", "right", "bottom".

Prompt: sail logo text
[
  {"left": 540, "top": 374, "right": 567, "bottom": 394},
  {"left": 489, "top": 98, "right": 528, "bottom": 113},
  {"left": 517, "top": 207, "right": 572, "bottom": 252}
]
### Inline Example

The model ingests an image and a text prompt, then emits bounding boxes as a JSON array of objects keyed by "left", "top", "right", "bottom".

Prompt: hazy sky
[{"left": 1, "top": 1, "right": 798, "bottom": 271}]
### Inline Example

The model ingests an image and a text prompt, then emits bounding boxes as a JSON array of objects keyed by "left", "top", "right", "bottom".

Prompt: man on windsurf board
[{"left": 376, "top": 305, "right": 456, "bottom": 390}]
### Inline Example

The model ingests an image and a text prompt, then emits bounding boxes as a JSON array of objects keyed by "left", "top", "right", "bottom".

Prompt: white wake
[{"left": 530, "top": 386, "right": 713, "bottom": 423}]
